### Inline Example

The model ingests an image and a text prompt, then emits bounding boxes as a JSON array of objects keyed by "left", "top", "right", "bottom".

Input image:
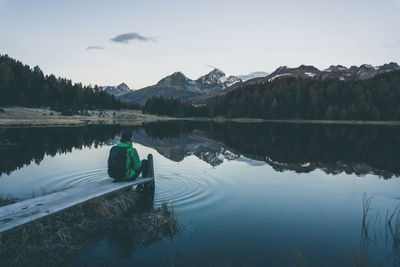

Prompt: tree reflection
[
  {"left": 0, "top": 126, "right": 123, "bottom": 176},
  {"left": 1, "top": 122, "right": 399, "bottom": 178},
  {"left": 142, "top": 121, "right": 400, "bottom": 178}
]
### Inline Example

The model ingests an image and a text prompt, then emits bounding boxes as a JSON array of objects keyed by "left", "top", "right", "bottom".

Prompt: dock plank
[{"left": 0, "top": 177, "right": 154, "bottom": 234}]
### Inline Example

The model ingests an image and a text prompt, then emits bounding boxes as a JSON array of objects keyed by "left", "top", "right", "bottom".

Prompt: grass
[
  {"left": 0, "top": 185, "right": 178, "bottom": 266},
  {"left": 386, "top": 206, "right": 400, "bottom": 263},
  {"left": 353, "top": 193, "right": 400, "bottom": 267}
]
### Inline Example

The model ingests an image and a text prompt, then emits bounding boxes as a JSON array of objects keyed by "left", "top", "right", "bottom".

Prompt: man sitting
[{"left": 108, "top": 130, "right": 148, "bottom": 181}]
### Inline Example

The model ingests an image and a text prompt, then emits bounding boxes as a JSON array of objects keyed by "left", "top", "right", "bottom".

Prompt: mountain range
[
  {"left": 190, "top": 62, "right": 400, "bottom": 104},
  {"left": 105, "top": 62, "right": 400, "bottom": 105},
  {"left": 115, "top": 69, "right": 241, "bottom": 105},
  {"left": 249, "top": 62, "right": 400, "bottom": 84}
]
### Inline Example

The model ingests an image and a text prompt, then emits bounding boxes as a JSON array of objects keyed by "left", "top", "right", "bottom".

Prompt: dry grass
[
  {"left": 0, "top": 185, "right": 178, "bottom": 266},
  {"left": 0, "top": 107, "right": 171, "bottom": 127},
  {"left": 2, "top": 107, "right": 399, "bottom": 128},
  {"left": 0, "top": 194, "right": 16, "bottom": 208}
]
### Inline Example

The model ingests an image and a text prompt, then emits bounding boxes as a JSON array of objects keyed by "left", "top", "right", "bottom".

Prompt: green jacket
[{"left": 116, "top": 142, "right": 142, "bottom": 180}]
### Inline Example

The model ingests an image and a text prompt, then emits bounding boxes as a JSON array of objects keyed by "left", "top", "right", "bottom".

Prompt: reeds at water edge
[{"left": 353, "top": 193, "right": 400, "bottom": 267}]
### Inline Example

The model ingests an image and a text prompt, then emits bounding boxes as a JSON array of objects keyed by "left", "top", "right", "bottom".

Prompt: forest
[
  {"left": 144, "top": 70, "right": 400, "bottom": 121},
  {"left": 0, "top": 55, "right": 140, "bottom": 112}
]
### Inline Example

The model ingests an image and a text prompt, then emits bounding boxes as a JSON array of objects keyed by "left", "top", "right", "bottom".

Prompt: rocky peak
[
  {"left": 359, "top": 64, "right": 376, "bottom": 71},
  {"left": 196, "top": 69, "right": 226, "bottom": 85},
  {"left": 99, "top": 82, "right": 131, "bottom": 96},
  {"left": 209, "top": 68, "right": 225, "bottom": 76},
  {"left": 157, "top": 72, "right": 193, "bottom": 87},
  {"left": 348, "top": 66, "right": 359, "bottom": 72},
  {"left": 326, "top": 65, "right": 348, "bottom": 72},
  {"left": 196, "top": 68, "right": 242, "bottom": 89},
  {"left": 379, "top": 62, "right": 400, "bottom": 70},
  {"left": 297, "top": 65, "right": 319, "bottom": 72},
  {"left": 117, "top": 83, "right": 130, "bottom": 92}
]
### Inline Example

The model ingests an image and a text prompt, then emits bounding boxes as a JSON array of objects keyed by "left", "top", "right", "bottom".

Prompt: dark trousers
[{"left": 127, "top": 159, "right": 148, "bottom": 181}]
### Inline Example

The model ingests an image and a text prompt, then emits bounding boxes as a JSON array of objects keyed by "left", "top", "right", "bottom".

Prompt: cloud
[
  {"left": 110, "top": 32, "right": 156, "bottom": 44},
  {"left": 395, "top": 41, "right": 400, "bottom": 47},
  {"left": 86, "top": 46, "right": 103, "bottom": 50},
  {"left": 205, "top": 64, "right": 218, "bottom": 69}
]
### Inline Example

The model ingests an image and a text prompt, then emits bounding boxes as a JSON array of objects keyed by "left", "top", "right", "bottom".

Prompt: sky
[{"left": 0, "top": 0, "right": 399, "bottom": 89}]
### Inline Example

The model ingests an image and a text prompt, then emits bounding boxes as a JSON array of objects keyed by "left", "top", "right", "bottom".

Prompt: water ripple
[
  {"left": 37, "top": 169, "right": 108, "bottom": 195},
  {"left": 154, "top": 167, "right": 224, "bottom": 213}
]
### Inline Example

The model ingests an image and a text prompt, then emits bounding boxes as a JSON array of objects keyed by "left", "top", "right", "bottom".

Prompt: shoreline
[
  {"left": 1, "top": 107, "right": 400, "bottom": 127},
  {"left": 0, "top": 107, "right": 174, "bottom": 128},
  {"left": 209, "top": 117, "right": 400, "bottom": 126},
  {"left": 173, "top": 115, "right": 400, "bottom": 126}
]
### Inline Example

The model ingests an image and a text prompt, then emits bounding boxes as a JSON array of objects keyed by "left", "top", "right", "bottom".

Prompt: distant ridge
[
  {"left": 238, "top": 71, "right": 269, "bottom": 81},
  {"left": 117, "top": 69, "right": 242, "bottom": 105},
  {"left": 190, "top": 62, "right": 400, "bottom": 104},
  {"left": 109, "top": 62, "right": 400, "bottom": 105},
  {"left": 143, "top": 69, "right": 400, "bottom": 123},
  {"left": 259, "top": 62, "right": 400, "bottom": 83}
]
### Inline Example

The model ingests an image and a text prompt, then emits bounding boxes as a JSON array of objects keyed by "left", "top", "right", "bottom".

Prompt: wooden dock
[{"left": 0, "top": 154, "right": 155, "bottom": 234}]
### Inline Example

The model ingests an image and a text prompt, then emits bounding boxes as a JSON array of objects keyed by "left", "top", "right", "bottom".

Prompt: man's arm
[{"left": 130, "top": 148, "right": 142, "bottom": 170}]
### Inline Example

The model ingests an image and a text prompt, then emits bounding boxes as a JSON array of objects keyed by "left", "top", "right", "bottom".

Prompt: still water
[{"left": 0, "top": 122, "right": 399, "bottom": 266}]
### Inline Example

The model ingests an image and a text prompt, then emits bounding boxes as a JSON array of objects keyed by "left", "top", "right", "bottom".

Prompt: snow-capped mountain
[
  {"left": 196, "top": 69, "right": 241, "bottom": 93},
  {"left": 197, "top": 69, "right": 241, "bottom": 88},
  {"left": 100, "top": 83, "right": 132, "bottom": 97},
  {"left": 118, "top": 62, "right": 399, "bottom": 105},
  {"left": 238, "top": 71, "right": 269, "bottom": 81},
  {"left": 196, "top": 69, "right": 226, "bottom": 85},
  {"left": 258, "top": 62, "right": 400, "bottom": 83},
  {"left": 118, "top": 69, "right": 242, "bottom": 105}
]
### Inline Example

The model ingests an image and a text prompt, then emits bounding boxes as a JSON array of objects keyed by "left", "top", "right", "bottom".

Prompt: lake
[{"left": 0, "top": 122, "right": 399, "bottom": 266}]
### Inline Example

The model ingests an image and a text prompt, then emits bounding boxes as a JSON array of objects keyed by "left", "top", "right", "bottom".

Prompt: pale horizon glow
[{"left": 0, "top": 0, "right": 399, "bottom": 89}]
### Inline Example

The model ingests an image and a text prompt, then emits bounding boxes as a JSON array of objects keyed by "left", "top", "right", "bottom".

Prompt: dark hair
[{"left": 120, "top": 130, "right": 133, "bottom": 142}]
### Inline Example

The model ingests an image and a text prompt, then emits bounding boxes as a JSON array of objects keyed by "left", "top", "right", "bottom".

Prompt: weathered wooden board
[{"left": 0, "top": 177, "right": 154, "bottom": 234}]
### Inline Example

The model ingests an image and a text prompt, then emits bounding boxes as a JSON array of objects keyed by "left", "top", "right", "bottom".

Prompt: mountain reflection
[
  {"left": 132, "top": 127, "right": 239, "bottom": 166},
  {"left": 141, "top": 121, "right": 400, "bottom": 178},
  {"left": 1, "top": 121, "right": 399, "bottom": 178}
]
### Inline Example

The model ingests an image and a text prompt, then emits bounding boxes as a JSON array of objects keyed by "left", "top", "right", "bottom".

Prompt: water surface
[{"left": 0, "top": 122, "right": 399, "bottom": 266}]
